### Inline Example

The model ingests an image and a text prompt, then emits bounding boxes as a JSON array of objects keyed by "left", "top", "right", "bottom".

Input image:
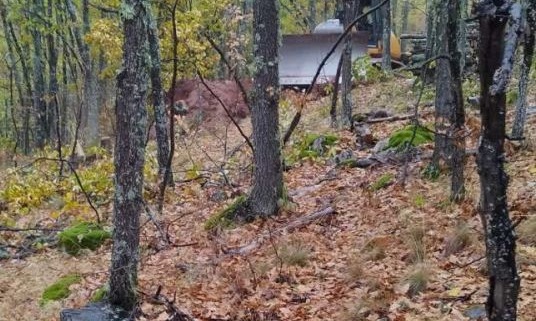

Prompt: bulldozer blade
[{"left": 280, "top": 32, "right": 370, "bottom": 87}]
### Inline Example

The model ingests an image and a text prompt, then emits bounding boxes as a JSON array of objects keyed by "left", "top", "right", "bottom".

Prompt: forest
[{"left": 0, "top": 0, "right": 535, "bottom": 320}]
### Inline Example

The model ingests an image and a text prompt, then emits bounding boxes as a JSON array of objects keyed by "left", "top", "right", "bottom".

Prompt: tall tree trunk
[
  {"left": 30, "top": 0, "right": 48, "bottom": 149},
  {"left": 47, "top": 0, "right": 59, "bottom": 143},
  {"left": 247, "top": 0, "right": 283, "bottom": 217},
  {"left": 109, "top": 0, "right": 148, "bottom": 312},
  {"left": 65, "top": 0, "right": 99, "bottom": 147},
  {"left": 341, "top": 0, "right": 356, "bottom": 128},
  {"left": 391, "top": 0, "right": 398, "bottom": 35},
  {"left": 512, "top": 1, "right": 535, "bottom": 139},
  {"left": 447, "top": 0, "right": 465, "bottom": 201},
  {"left": 147, "top": 8, "right": 172, "bottom": 184},
  {"left": 477, "top": 2, "right": 521, "bottom": 320},
  {"left": 400, "top": 0, "right": 410, "bottom": 53},
  {"left": 381, "top": 0, "right": 392, "bottom": 71}
]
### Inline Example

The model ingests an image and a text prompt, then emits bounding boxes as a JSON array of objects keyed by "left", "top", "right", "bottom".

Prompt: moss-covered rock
[
  {"left": 204, "top": 196, "right": 247, "bottom": 231},
  {"left": 387, "top": 125, "right": 434, "bottom": 150},
  {"left": 41, "top": 274, "right": 81, "bottom": 305},
  {"left": 58, "top": 222, "right": 111, "bottom": 255}
]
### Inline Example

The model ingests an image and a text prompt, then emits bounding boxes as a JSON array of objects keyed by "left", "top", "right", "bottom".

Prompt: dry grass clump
[
  {"left": 443, "top": 222, "right": 474, "bottom": 256},
  {"left": 279, "top": 239, "right": 311, "bottom": 267},
  {"left": 363, "top": 238, "right": 387, "bottom": 261},
  {"left": 403, "top": 264, "right": 431, "bottom": 297},
  {"left": 345, "top": 254, "right": 365, "bottom": 282},
  {"left": 405, "top": 225, "right": 426, "bottom": 263},
  {"left": 518, "top": 216, "right": 536, "bottom": 246}
]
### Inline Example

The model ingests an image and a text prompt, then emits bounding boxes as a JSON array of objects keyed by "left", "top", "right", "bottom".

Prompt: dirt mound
[{"left": 168, "top": 79, "right": 251, "bottom": 122}]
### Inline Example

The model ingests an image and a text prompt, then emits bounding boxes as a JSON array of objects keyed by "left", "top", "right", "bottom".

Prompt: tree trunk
[
  {"left": 65, "top": 0, "right": 99, "bottom": 147},
  {"left": 147, "top": 8, "right": 172, "bottom": 184},
  {"left": 381, "top": 0, "right": 392, "bottom": 71},
  {"left": 477, "top": 2, "right": 521, "bottom": 320},
  {"left": 511, "top": 1, "right": 535, "bottom": 139},
  {"left": 400, "top": 0, "right": 410, "bottom": 53},
  {"left": 391, "top": 0, "right": 398, "bottom": 35},
  {"left": 447, "top": 0, "right": 465, "bottom": 201},
  {"left": 341, "top": 0, "right": 356, "bottom": 128},
  {"left": 47, "top": 0, "right": 59, "bottom": 143},
  {"left": 30, "top": 0, "right": 48, "bottom": 149},
  {"left": 109, "top": 0, "right": 148, "bottom": 312},
  {"left": 247, "top": 0, "right": 283, "bottom": 217}
]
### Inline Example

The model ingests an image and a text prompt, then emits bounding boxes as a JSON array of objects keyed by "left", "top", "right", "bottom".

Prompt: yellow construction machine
[{"left": 280, "top": 0, "right": 402, "bottom": 86}]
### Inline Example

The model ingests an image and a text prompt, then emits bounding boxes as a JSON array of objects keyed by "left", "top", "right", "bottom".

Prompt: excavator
[{"left": 280, "top": 0, "right": 403, "bottom": 87}]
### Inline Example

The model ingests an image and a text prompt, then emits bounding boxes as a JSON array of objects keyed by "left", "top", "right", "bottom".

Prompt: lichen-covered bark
[
  {"left": 477, "top": 2, "right": 520, "bottom": 319},
  {"left": 512, "top": 1, "right": 535, "bottom": 139},
  {"left": 147, "top": 9, "right": 172, "bottom": 184},
  {"left": 447, "top": 0, "right": 465, "bottom": 201},
  {"left": 400, "top": 0, "right": 410, "bottom": 53},
  {"left": 109, "top": 0, "right": 148, "bottom": 311},
  {"left": 341, "top": 0, "right": 356, "bottom": 128},
  {"left": 247, "top": 0, "right": 283, "bottom": 217}
]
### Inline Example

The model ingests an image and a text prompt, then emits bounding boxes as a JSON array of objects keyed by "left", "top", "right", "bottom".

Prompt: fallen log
[{"left": 226, "top": 207, "right": 335, "bottom": 256}]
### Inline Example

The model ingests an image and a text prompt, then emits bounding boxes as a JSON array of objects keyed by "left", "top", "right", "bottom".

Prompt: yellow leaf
[{"left": 447, "top": 287, "right": 461, "bottom": 297}]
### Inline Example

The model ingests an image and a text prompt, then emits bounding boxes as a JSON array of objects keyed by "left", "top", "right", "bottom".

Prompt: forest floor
[{"left": 0, "top": 76, "right": 535, "bottom": 321}]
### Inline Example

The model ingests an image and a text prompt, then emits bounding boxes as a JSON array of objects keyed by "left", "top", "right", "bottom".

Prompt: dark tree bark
[
  {"left": 341, "top": 0, "right": 357, "bottom": 129},
  {"left": 381, "top": 0, "right": 391, "bottom": 71},
  {"left": 247, "top": 0, "right": 283, "bottom": 217},
  {"left": 30, "top": 0, "right": 48, "bottom": 148},
  {"left": 433, "top": 0, "right": 465, "bottom": 201},
  {"left": 330, "top": 53, "right": 344, "bottom": 127},
  {"left": 511, "top": 1, "right": 535, "bottom": 139},
  {"left": 476, "top": 1, "right": 521, "bottom": 320},
  {"left": 109, "top": 0, "right": 149, "bottom": 312},
  {"left": 47, "top": 0, "right": 59, "bottom": 143},
  {"left": 147, "top": 9, "right": 172, "bottom": 184}
]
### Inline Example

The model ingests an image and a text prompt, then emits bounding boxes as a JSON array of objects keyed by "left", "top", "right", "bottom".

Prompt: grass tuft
[
  {"left": 404, "top": 265, "right": 430, "bottom": 297},
  {"left": 444, "top": 223, "right": 474, "bottom": 256},
  {"left": 345, "top": 254, "right": 365, "bottom": 282},
  {"left": 369, "top": 173, "right": 394, "bottom": 192},
  {"left": 279, "top": 239, "right": 311, "bottom": 267},
  {"left": 405, "top": 225, "right": 426, "bottom": 263},
  {"left": 518, "top": 216, "right": 536, "bottom": 246}
]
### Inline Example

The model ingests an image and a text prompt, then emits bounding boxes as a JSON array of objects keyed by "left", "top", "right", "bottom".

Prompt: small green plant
[
  {"left": 352, "top": 56, "right": 387, "bottom": 84},
  {"left": 518, "top": 216, "right": 536, "bottom": 246},
  {"left": 422, "top": 163, "right": 441, "bottom": 180},
  {"left": 444, "top": 222, "right": 474, "bottom": 256},
  {"left": 412, "top": 194, "right": 426, "bottom": 208},
  {"left": 90, "top": 284, "right": 108, "bottom": 302},
  {"left": 41, "top": 274, "right": 81, "bottom": 305},
  {"left": 279, "top": 239, "right": 311, "bottom": 267},
  {"left": 404, "top": 264, "right": 430, "bottom": 297},
  {"left": 286, "top": 133, "right": 338, "bottom": 164},
  {"left": 58, "top": 222, "right": 111, "bottom": 255},
  {"left": 387, "top": 125, "right": 434, "bottom": 150},
  {"left": 369, "top": 173, "right": 394, "bottom": 191},
  {"left": 204, "top": 196, "right": 247, "bottom": 231}
]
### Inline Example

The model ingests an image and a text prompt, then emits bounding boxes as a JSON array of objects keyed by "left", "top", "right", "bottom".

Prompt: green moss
[
  {"left": 204, "top": 196, "right": 247, "bottom": 231},
  {"left": 90, "top": 285, "right": 108, "bottom": 302},
  {"left": 58, "top": 222, "right": 111, "bottom": 255},
  {"left": 422, "top": 163, "right": 441, "bottom": 180},
  {"left": 369, "top": 173, "right": 394, "bottom": 191},
  {"left": 286, "top": 133, "right": 339, "bottom": 164},
  {"left": 41, "top": 274, "right": 81, "bottom": 305},
  {"left": 387, "top": 125, "right": 434, "bottom": 150}
]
